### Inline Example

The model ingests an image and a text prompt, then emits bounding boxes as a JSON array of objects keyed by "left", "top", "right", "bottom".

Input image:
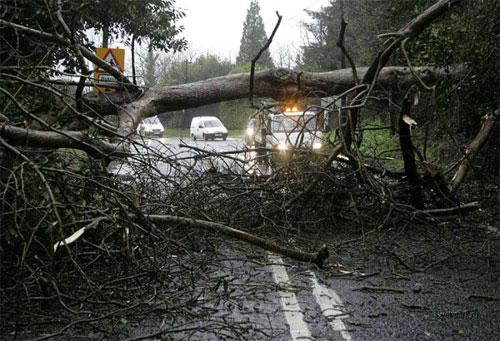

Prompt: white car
[
  {"left": 137, "top": 115, "right": 164, "bottom": 138},
  {"left": 190, "top": 116, "right": 228, "bottom": 141}
]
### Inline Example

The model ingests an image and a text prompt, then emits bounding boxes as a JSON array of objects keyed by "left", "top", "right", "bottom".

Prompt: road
[
  {"left": 112, "top": 137, "right": 499, "bottom": 340},
  {"left": 124, "top": 228, "right": 499, "bottom": 340},
  {"left": 108, "top": 136, "right": 246, "bottom": 177}
]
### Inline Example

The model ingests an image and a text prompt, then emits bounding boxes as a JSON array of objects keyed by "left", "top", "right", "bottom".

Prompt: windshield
[
  {"left": 271, "top": 114, "right": 318, "bottom": 133},
  {"left": 142, "top": 116, "right": 160, "bottom": 125},
  {"left": 204, "top": 119, "right": 223, "bottom": 128}
]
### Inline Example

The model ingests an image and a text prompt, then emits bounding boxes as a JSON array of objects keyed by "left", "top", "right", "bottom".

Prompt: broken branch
[{"left": 146, "top": 214, "right": 329, "bottom": 267}]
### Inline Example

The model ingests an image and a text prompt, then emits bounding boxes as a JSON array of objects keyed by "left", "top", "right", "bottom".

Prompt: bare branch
[
  {"left": 0, "top": 18, "right": 136, "bottom": 91},
  {"left": 250, "top": 11, "right": 282, "bottom": 107},
  {"left": 449, "top": 110, "right": 498, "bottom": 193},
  {"left": 146, "top": 214, "right": 329, "bottom": 267}
]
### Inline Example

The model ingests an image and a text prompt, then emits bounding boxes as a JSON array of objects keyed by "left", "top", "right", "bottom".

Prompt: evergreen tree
[
  {"left": 300, "top": 0, "right": 388, "bottom": 72},
  {"left": 142, "top": 48, "right": 160, "bottom": 87},
  {"left": 236, "top": 0, "right": 273, "bottom": 67}
]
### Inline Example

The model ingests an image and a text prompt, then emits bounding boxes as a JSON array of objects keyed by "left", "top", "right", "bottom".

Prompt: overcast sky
[{"left": 175, "top": 0, "right": 330, "bottom": 62}]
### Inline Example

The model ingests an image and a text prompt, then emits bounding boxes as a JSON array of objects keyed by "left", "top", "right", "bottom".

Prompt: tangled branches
[{"left": 1, "top": 0, "right": 498, "bottom": 338}]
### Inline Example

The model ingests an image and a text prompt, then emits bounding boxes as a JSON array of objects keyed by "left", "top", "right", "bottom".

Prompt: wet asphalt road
[
  {"left": 108, "top": 136, "right": 246, "bottom": 177},
  {"left": 110, "top": 137, "right": 500, "bottom": 340}
]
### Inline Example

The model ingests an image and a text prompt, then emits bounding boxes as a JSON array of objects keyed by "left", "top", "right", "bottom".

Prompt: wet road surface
[{"left": 108, "top": 137, "right": 499, "bottom": 340}]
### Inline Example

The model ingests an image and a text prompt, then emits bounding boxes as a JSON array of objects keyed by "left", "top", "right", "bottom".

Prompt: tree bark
[{"left": 0, "top": 65, "right": 462, "bottom": 156}]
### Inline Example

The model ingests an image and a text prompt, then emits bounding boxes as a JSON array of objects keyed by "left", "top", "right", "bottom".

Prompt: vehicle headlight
[
  {"left": 312, "top": 141, "right": 322, "bottom": 150},
  {"left": 246, "top": 127, "right": 254, "bottom": 136},
  {"left": 277, "top": 142, "right": 288, "bottom": 151},
  {"left": 313, "top": 141, "right": 323, "bottom": 150}
]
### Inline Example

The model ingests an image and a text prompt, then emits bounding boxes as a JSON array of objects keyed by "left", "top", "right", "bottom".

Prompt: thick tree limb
[
  {"left": 0, "top": 124, "right": 127, "bottom": 157},
  {"left": 449, "top": 110, "right": 498, "bottom": 193},
  {"left": 146, "top": 214, "right": 329, "bottom": 267}
]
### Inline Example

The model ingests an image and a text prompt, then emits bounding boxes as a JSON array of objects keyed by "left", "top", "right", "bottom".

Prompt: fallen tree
[
  {"left": 2, "top": 0, "right": 499, "bottom": 338},
  {"left": 1, "top": 65, "right": 460, "bottom": 154},
  {"left": 0, "top": 0, "right": 492, "bottom": 255}
]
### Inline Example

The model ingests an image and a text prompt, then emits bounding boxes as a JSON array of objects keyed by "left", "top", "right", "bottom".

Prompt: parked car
[
  {"left": 137, "top": 115, "right": 164, "bottom": 138},
  {"left": 190, "top": 116, "right": 228, "bottom": 141}
]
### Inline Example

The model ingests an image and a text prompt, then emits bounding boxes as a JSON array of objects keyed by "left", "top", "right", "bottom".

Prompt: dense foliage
[
  {"left": 78, "top": 0, "right": 187, "bottom": 51},
  {"left": 300, "top": 0, "right": 500, "bottom": 134},
  {"left": 300, "top": 0, "right": 388, "bottom": 71}
]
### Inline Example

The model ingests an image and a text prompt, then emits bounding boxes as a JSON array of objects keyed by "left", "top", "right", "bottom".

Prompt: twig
[{"left": 416, "top": 201, "right": 480, "bottom": 216}]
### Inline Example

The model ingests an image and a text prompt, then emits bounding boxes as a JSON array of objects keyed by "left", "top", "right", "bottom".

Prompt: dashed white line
[
  {"left": 309, "top": 271, "right": 352, "bottom": 341},
  {"left": 268, "top": 253, "right": 312, "bottom": 340}
]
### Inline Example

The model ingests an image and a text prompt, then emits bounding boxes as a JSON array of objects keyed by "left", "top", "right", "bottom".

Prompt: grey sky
[{"left": 175, "top": 0, "right": 330, "bottom": 62}]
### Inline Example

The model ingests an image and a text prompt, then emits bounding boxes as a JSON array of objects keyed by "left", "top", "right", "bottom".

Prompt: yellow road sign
[{"left": 93, "top": 48, "right": 125, "bottom": 92}]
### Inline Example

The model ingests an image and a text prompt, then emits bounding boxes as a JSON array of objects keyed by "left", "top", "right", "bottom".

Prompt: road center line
[
  {"left": 268, "top": 253, "right": 313, "bottom": 340},
  {"left": 308, "top": 271, "right": 352, "bottom": 340}
]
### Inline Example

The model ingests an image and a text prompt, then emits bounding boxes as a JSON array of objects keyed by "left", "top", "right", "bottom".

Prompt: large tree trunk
[
  {"left": 0, "top": 65, "right": 461, "bottom": 156},
  {"left": 113, "top": 66, "right": 458, "bottom": 137}
]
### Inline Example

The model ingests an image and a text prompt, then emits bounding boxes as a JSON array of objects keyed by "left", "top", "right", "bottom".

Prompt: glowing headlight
[
  {"left": 246, "top": 127, "right": 254, "bottom": 136},
  {"left": 277, "top": 142, "right": 288, "bottom": 151},
  {"left": 312, "top": 142, "right": 322, "bottom": 150}
]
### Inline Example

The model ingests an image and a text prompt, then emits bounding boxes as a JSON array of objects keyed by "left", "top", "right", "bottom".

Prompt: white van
[{"left": 190, "top": 116, "right": 228, "bottom": 141}]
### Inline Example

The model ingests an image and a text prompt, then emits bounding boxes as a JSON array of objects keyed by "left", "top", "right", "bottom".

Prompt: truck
[{"left": 244, "top": 105, "right": 326, "bottom": 166}]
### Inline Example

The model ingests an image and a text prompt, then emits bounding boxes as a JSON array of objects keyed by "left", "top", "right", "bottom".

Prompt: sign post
[{"left": 93, "top": 48, "right": 125, "bottom": 93}]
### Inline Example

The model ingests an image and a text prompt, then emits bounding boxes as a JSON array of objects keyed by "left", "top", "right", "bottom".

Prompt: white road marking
[
  {"left": 309, "top": 271, "right": 352, "bottom": 340},
  {"left": 268, "top": 253, "right": 313, "bottom": 340}
]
